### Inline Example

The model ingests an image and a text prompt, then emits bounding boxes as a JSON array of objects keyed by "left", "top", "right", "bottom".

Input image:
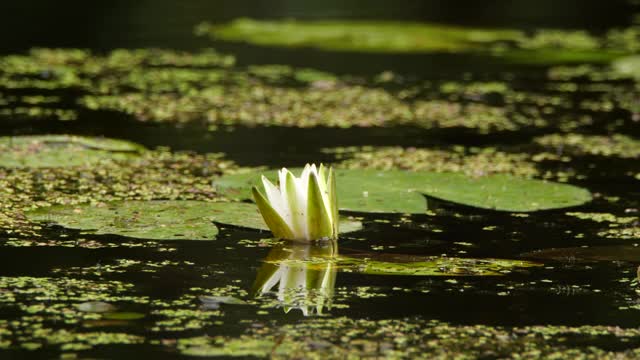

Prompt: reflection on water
[{"left": 253, "top": 240, "right": 338, "bottom": 316}]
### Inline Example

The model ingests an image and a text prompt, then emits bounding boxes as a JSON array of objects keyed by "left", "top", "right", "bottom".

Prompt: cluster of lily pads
[{"left": 0, "top": 13, "right": 640, "bottom": 358}]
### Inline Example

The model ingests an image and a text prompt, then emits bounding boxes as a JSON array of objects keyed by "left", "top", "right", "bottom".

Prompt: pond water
[{"left": 1, "top": 1, "right": 640, "bottom": 358}]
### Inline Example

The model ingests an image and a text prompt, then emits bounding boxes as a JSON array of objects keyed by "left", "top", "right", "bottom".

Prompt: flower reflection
[{"left": 252, "top": 240, "right": 338, "bottom": 316}]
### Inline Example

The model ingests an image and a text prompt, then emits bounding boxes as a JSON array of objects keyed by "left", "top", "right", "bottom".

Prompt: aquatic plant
[{"left": 252, "top": 164, "right": 338, "bottom": 242}]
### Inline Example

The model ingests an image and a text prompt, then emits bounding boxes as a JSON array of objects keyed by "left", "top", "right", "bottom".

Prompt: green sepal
[
  {"left": 283, "top": 170, "right": 305, "bottom": 239},
  {"left": 307, "top": 172, "right": 334, "bottom": 240},
  {"left": 252, "top": 186, "right": 295, "bottom": 239},
  {"left": 327, "top": 167, "right": 339, "bottom": 238}
]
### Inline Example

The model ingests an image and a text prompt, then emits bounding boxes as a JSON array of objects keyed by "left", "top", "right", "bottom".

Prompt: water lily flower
[
  {"left": 253, "top": 241, "right": 337, "bottom": 316},
  {"left": 252, "top": 164, "right": 338, "bottom": 242}
]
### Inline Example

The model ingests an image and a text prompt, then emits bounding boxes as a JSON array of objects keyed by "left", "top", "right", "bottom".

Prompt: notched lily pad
[
  {"left": 0, "top": 135, "right": 145, "bottom": 168},
  {"left": 415, "top": 172, "right": 591, "bottom": 212},
  {"left": 215, "top": 169, "right": 592, "bottom": 213},
  {"left": 26, "top": 200, "right": 362, "bottom": 240}
]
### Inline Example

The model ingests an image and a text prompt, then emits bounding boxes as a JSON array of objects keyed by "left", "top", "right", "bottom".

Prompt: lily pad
[
  {"left": 215, "top": 169, "right": 592, "bottom": 213},
  {"left": 76, "top": 301, "right": 117, "bottom": 313},
  {"left": 0, "top": 135, "right": 144, "bottom": 168},
  {"left": 103, "top": 312, "right": 146, "bottom": 320},
  {"left": 197, "top": 19, "right": 630, "bottom": 64},
  {"left": 414, "top": 172, "right": 591, "bottom": 212},
  {"left": 26, "top": 201, "right": 362, "bottom": 240},
  {"left": 337, "top": 256, "right": 540, "bottom": 276},
  {"left": 612, "top": 55, "right": 640, "bottom": 79},
  {"left": 197, "top": 18, "right": 523, "bottom": 53}
]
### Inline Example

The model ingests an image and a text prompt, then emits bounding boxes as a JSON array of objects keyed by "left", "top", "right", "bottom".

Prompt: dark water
[{"left": 1, "top": 1, "right": 640, "bottom": 358}]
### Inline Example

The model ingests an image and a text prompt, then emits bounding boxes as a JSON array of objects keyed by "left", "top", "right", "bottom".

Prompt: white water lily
[
  {"left": 253, "top": 241, "right": 337, "bottom": 316},
  {"left": 252, "top": 164, "right": 338, "bottom": 242}
]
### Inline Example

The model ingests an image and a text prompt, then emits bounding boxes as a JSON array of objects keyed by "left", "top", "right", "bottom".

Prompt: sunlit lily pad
[
  {"left": 0, "top": 135, "right": 144, "bottom": 168},
  {"left": 414, "top": 172, "right": 591, "bottom": 212},
  {"left": 215, "top": 169, "right": 591, "bottom": 213},
  {"left": 26, "top": 201, "right": 362, "bottom": 240},
  {"left": 197, "top": 19, "right": 629, "bottom": 64},
  {"left": 197, "top": 18, "right": 523, "bottom": 53},
  {"left": 76, "top": 301, "right": 117, "bottom": 313}
]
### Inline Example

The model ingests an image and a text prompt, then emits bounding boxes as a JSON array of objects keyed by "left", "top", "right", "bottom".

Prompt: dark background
[{"left": 0, "top": 0, "right": 636, "bottom": 54}]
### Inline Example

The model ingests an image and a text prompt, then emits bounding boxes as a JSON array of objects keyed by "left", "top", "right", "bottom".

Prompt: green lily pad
[
  {"left": 26, "top": 201, "right": 362, "bottom": 240},
  {"left": 197, "top": 19, "right": 630, "bottom": 65},
  {"left": 0, "top": 135, "right": 144, "bottom": 168},
  {"left": 337, "top": 256, "right": 540, "bottom": 276},
  {"left": 197, "top": 18, "right": 523, "bottom": 54},
  {"left": 414, "top": 172, "right": 591, "bottom": 212},
  {"left": 103, "top": 312, "right": 146, "bottom": 320},
  {"left": 215, "top": 169, "right": 592, "bottom": 213}
]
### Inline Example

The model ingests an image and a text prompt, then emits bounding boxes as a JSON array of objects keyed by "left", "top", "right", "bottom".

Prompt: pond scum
[{"left": 0, "top": 15, "right": 639, "bottom": 359}]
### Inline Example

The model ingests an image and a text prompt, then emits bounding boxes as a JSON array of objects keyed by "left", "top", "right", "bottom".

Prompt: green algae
[
  {"left": 599, "top": 226, "right": 640, "bottom": 240},
  {"left": 0, "top": 276, "right": 148, "bottom": 352},
  {"left": 0, "top": 48, "right": 610, "bottom": 133},
  {"left": 534, "top": 134, "right": 640, "bottom": 158},
  {"left": 0, "top": 107, "right": 78, "bottom": 121},
  {"left": 0, "top": 144, "right": 235, "bottom": 238},
  {"left": 337, "top": 256, "right": 540, "bottom": 276},
  {"left": 53, "top": 258, "right": 195, "bottom": 276},
  {"left": 522, "top": 245, "right": 640, "bottom": 262},
  {"left": 0, "top": 48, "right": 587, "bottom": 132},
  {"left": 566, "top": 212, "right": 637, "bottom": 224},
  {"left": 0, "top": 135, "right": 144, "bottom": 168},
  {"left": 329, "top": 146, "right": 539, "bottom": 178},
  {"left": 176, "top": 317, "right": 640, "bottom": 359},
  {"left": 216, "top": 168, "right": 592, "bottom": 213}
]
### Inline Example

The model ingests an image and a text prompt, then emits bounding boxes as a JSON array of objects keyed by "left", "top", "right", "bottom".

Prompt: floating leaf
[
  {"left": 414, "top": 172, "right": 591, "bottom": 212},
  {"left": 103, "top": 312, "right": 146, "bottom": 320},
  {"left": 76, "top": 301, "right": 117, "bottom": 313},
  {"left": 26, "top": 201, "right": 362, "bottom": 240},
  {"left": 198, "top": 18, "right": 523, "bottom": 53},
  {"left": 197, "top": 19, "right": 627, "bottom": 64},
  {"left": 215, "top": 169, "right": 592, "bottom": 213},
  {"left": 0, "top": 135, "right": 144, "bottom": 168}
]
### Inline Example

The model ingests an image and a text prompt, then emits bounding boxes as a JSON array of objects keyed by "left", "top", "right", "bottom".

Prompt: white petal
[
  {"left": 261, "top": 176, "right": 288, "bottom": 223},
  {"left": 277, "top": 168, "right": 294, "bottom": 229}
]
